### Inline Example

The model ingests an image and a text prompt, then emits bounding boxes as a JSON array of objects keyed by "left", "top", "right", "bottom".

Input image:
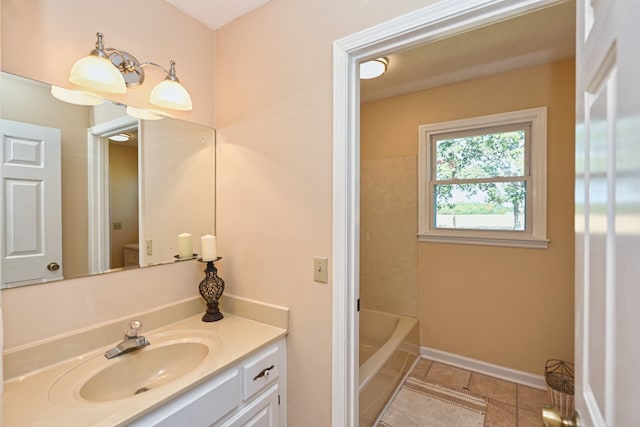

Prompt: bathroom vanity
[
  {"left": 2, "top": 296, "right": 288, "bottom": 426},
  {"left": 129, "top": 338, "right": 285, "bottom": 426}
]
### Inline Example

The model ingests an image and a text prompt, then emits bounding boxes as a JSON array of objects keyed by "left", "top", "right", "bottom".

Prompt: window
[{"left": 418, "top": 107, "right": 548, "bottom": 248}]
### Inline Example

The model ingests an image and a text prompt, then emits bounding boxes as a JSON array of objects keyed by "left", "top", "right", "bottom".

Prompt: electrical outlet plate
[{"left": 313, "top": 257, "right": 328, "bottom": 283}]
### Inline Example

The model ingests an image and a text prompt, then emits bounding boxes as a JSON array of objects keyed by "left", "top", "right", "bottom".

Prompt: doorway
[
  {"left": 87, "top": 116, "right": 139, "bottom": 274},
  {"left": 332, "top": 0, "right": 573, "bottom": 424}
]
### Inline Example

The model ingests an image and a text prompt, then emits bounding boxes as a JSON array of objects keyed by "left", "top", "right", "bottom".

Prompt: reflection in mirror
[{"left": 0, "top": 72, "right": 215, "bottom": 288}]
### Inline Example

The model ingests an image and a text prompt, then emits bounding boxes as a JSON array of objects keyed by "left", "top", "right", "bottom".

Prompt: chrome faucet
[{"left": 104, "top": 320, "right": 150, "bottom": 359}]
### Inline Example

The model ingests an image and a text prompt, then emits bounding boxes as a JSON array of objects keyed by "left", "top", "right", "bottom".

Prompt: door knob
[
  {"left": 47, "top": 262, "right": 60, "bottom": 271},
  {"left": 542, "top": 406, "right": 580, "bottom": 427}
]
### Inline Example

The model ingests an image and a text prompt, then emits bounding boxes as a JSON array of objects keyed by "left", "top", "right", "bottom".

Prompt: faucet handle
[{"left": 125, "top": 320, "right": 142, "bottom": 338}]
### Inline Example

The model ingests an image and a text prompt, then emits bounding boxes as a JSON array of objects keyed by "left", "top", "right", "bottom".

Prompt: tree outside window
[
  {"left": 418, "top": 107, "right": 548, "bottom": 248},
  {"left": 433, "top": 128, "right": 528, "bottom": 231}
]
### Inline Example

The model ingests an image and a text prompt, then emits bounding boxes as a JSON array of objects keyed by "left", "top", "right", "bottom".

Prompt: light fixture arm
[
  {"left": 89, "top": 32, "right": 181, "bottom": 86},
  {"left": 138, "top": 60, "right": 181, "bottom": 82},
  {"left": 69, "top": 32, "right": 192, "bottom": 111}
]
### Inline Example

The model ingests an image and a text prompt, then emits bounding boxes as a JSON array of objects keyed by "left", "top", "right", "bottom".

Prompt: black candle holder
[{"left": 198, "top": 257, "right": 225, "bottom": 322}]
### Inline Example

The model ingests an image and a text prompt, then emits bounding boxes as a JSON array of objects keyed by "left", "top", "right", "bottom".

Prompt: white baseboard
[{"left": 420, "top": 346, "right": 546, "bottom": 390}]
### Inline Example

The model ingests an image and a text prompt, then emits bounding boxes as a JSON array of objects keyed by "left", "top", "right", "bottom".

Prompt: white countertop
[{"left": 3, "top": 313, "right": 287, "bottom": 427}]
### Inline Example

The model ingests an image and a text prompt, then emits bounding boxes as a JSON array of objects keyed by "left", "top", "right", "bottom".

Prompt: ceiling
[
  {"left": 165, "top": 0, "right": 269, "bottom": 30},
  {"left": 361, "top": 1, "right": 576, "bottom": 103},
  {"left": 165, "top": 1, "right": 575, "bottom": 102}
]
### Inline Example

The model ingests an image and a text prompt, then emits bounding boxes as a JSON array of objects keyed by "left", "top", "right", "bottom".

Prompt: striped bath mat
[{"left": 377, "top": 377, "right": 487, "bottom": 427}]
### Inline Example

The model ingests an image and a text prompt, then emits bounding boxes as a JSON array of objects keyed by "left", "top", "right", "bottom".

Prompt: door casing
[{"left": 331, "top": 0, "right": 567, "bottom": 424}]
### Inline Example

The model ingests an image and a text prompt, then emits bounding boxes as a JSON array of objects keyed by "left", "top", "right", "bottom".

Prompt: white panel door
[
  {"left": 575, "top": 0, "right": 640, "bottom": 425},
  {"left": 1, "top": 119, "right": 62, "bottom": 287}
]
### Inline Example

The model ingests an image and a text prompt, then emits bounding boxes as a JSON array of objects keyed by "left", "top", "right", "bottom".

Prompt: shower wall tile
[{"left": 360, "top": 155, "right": 418, "bottom": 317}]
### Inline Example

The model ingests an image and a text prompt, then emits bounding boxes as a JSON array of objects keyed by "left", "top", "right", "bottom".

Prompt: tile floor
[{"left": 408, "top": 358, "right": 549, "bottom": 427}]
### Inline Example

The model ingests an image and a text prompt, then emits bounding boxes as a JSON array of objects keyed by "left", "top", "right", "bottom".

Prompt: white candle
[
  {"left": 178, "top": 233, "right": 193, "bottom": 259},
  {"left": 201, "top": 234, "right": 218, "bottom": 261}
]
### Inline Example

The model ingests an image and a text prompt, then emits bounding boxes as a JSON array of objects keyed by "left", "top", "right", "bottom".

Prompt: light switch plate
[
  {"left": 146, "top": 240, "right": 153, "bottom": 256},
  {"left": 313, "top": 257, "right": 328, "bottom": 283}
]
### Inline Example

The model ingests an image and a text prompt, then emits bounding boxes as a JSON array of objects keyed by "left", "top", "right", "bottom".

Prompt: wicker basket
[{"left": 545, "top": 359, "right": 575, "bottom": 419}]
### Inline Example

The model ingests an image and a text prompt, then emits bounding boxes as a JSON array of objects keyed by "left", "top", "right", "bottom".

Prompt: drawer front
[
  {"left": 242, "top": 344, "right": 280, "bottom": 401},
  {"left": 130, "top": 369, "right": 240, "bottom": 427}
]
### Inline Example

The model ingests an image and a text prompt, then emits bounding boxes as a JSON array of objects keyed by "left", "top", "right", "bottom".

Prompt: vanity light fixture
[
  {"left": 359, "top": 57, "right": 388, "bottom": 79},
  {"left": 69, "top": 32, "right": 193, "bottom": 111},
  {"left": 51, "top": 86, "right": 104, "bottom": 106}
]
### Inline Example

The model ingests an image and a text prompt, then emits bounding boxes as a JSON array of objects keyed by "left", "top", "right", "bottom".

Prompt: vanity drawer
[
  {"left": 130, "top": 368, "right": 240, "bottom": 427},
  {"left": 242, "top": 344, "right": 280, "bottom": 401}
]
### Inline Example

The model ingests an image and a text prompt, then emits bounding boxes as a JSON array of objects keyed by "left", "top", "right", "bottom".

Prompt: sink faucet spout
[{"left": 104, "top": 320, "right": 150, "bottom": 359}]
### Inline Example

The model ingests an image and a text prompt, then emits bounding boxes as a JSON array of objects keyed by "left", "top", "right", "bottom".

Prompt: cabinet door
[{"left": 218, "top": 384, "right": 279, "bottom": 427}]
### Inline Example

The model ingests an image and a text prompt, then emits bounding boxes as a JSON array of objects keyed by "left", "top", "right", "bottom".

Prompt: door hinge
[
  {"left": 278, "top": 394, "right": 281, "bottom": 405},
  {"left": 357, "top": 298, "right": 360, "bottom": 312}
]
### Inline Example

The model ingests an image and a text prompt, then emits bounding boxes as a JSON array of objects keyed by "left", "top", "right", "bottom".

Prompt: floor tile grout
[{"left": 410, "top": 358, "right": 548, "bottom": 427}]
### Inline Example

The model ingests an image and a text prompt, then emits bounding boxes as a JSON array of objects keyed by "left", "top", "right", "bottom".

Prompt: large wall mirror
[{"left": 0, "top": 72, "right": 215, "bottom": 288}]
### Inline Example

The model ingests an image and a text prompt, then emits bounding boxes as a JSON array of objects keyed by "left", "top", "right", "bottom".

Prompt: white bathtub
[{"left": 359, "top": 309, "right": 419, "bottom": 427}]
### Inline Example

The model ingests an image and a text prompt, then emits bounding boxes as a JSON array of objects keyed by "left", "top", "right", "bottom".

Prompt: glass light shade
[
  {"left": 360, "top": 58, "right": 388, "bottom": 79},
  {"left": 149, "top": 80, "right": 193, "bottom": 111},
  {"left": 51, "top": 86, "right": 104, "bottom": 106},
  {"left": 108, "top": 133, "right": 130, "bottom": 142},
  {"left": 69, "top": 55, "right": 126, "bottom": 94},
  {"left": 126, "top": 106, "right": 164, "bottom": 121}
]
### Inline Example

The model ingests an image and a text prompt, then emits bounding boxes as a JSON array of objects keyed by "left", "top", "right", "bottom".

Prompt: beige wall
[
  {"left": 361, "top": 59, "right": 576, "bottom": 375},
  {"left": 141, "top": 119, "right": 216, "bottom": 265},
  {"left": 214, "top": 0, "right": 441, "bottom": 424},
  {"left": 1, "top": 0, "right": 216, "bottom": 128}
]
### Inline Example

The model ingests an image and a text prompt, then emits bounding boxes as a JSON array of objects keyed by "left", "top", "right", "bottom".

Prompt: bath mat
[{"left": 377, "top": 377, "right": 487, "bottom": 427}]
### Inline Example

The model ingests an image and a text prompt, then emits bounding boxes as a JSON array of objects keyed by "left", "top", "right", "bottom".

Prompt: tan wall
[
  {"left": 1, "top": 0, "right": 216, "bottom": 128},
  {"left": 214, "top": 0, "right": 440, "bottom": 425},
  {"left": 361, "top": 59, "right": 576, "bottom": 375},
  {"left": 360, "top": 156, "right": 418, "bottom": 316},
  {"left": 109, "top": 144, "right": 139, "bottom": 269}
]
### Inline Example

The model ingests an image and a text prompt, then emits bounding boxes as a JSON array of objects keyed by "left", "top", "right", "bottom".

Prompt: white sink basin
[{"left": 49, "top": 330, "right": 221, "bottom": 404}]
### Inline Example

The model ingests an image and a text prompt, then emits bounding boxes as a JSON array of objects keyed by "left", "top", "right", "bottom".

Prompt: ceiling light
[
  {"left": 51, "top": 86, "right": 104, "bottom": 106},
  {"left": 360, "top": 58, "right": 388, "bottom": 79},
  {"left": 108, "top": 133, "right": 131, "bottom": 142},
  {"left": 68, "top": 32, "right": 192, "bottom": 111}
]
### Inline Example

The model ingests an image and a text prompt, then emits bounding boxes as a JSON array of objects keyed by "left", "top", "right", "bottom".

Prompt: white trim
[
  {"left": 332, "top": 0, "right": 565, "bottom": 424},
  {"left": 420, "top": 346, "right": 546, "bottom": 390},
  {"left": 418, "top": 107, "right": 548, "bottom": 248},
  {"left": 418, "top": 234, "right": 549, "bottom": 249}
]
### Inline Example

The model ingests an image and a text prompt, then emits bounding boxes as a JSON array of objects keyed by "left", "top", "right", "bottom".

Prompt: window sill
[{"left": 418, "top": 233, "right": 549, "bottom": 249}]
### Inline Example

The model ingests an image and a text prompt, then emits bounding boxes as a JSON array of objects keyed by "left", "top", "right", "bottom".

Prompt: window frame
[{"left": 418, "top": 107, "right": 548, "bottom": 248}]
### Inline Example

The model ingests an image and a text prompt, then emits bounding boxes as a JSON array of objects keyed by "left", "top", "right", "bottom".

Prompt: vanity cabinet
[
  {"left": 129, "top": 338, "right": 286, "bottom": 427},
  {"left": 123, "top": 243, "right": 139, "bottom": 267}
]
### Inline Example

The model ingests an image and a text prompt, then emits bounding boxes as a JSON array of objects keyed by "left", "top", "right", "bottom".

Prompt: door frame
[
  {"left": 87, "top": 116, "right": 138, "bottom": 274},
  {"left": 331, "top": 0, "right": 566, "bottom": 424}
]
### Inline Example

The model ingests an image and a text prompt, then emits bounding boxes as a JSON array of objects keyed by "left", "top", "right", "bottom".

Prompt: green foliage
[
  {"left": 434, "top": 130, "right": 527, "bottom": 228},
  {"left": 437, "top": 202, "right": 509, "bottom": 215}
]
